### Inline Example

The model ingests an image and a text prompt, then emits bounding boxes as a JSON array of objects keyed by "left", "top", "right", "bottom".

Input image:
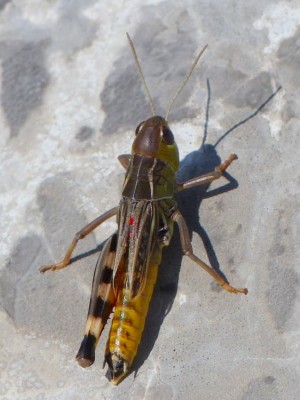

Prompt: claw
[{"left": 39, "top": 265, "right": 53, "bottom": 273}]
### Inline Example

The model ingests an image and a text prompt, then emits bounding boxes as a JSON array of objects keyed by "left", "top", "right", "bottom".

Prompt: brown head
[{"left": 131, "top": 115, "right": 179, "bottom": 172}]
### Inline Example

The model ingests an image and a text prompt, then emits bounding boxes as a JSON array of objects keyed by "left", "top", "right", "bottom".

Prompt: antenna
[
  {"left": 165, "top": 44, "right": 208, "bottom": 121},
  {"left": 126, "top": 32, "right": 156, "bottom": 117}
]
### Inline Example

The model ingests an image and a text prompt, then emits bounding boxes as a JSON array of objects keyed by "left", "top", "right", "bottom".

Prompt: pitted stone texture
[{"left": 0, "top": 1, "right": 299, "bottom": 399}]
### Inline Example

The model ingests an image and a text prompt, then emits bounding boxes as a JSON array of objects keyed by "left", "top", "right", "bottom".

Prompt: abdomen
[{"left": 104, "top": 255, "right": 160, "bottom": 384}]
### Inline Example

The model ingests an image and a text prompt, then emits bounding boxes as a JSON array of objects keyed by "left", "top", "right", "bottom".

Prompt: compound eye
[
  {"left": 161, "top": 125, "right": 174, "bottom": 145},
  {"left": 135, "top": 121, "right": 145, "bottom": 135}
]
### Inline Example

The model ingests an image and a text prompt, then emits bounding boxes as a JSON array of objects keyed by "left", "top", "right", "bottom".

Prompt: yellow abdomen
[{"left": 105, "top": 260, "right": 159, "bottom": 384}]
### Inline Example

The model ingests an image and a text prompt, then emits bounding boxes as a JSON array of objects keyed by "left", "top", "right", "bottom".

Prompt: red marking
[{"left": 128, "top": 216, "right": 134, "bottom": 225}]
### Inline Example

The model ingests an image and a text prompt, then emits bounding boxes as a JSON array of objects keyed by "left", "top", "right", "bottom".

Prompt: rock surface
[{"left": 0, "top": 1, "right": 299, "bottom": 399}]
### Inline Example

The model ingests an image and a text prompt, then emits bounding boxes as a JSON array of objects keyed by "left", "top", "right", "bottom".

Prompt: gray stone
[{"left": 0, "top": 1, "right": 299, "bottom": 399}]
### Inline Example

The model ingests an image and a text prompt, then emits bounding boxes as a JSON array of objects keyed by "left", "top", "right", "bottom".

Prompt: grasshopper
[{"left": 40, "top": 33, "right": 248, "bottom": 385}]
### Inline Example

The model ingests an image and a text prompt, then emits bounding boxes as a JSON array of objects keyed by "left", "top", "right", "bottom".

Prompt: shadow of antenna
[{"left": 212, "top": 84, "right": 282, "bottom": 148}]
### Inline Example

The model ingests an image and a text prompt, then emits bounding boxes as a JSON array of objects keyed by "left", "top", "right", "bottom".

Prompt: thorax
[{"left": 122, "top": 154, "right": 176, "bottom": 201}]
